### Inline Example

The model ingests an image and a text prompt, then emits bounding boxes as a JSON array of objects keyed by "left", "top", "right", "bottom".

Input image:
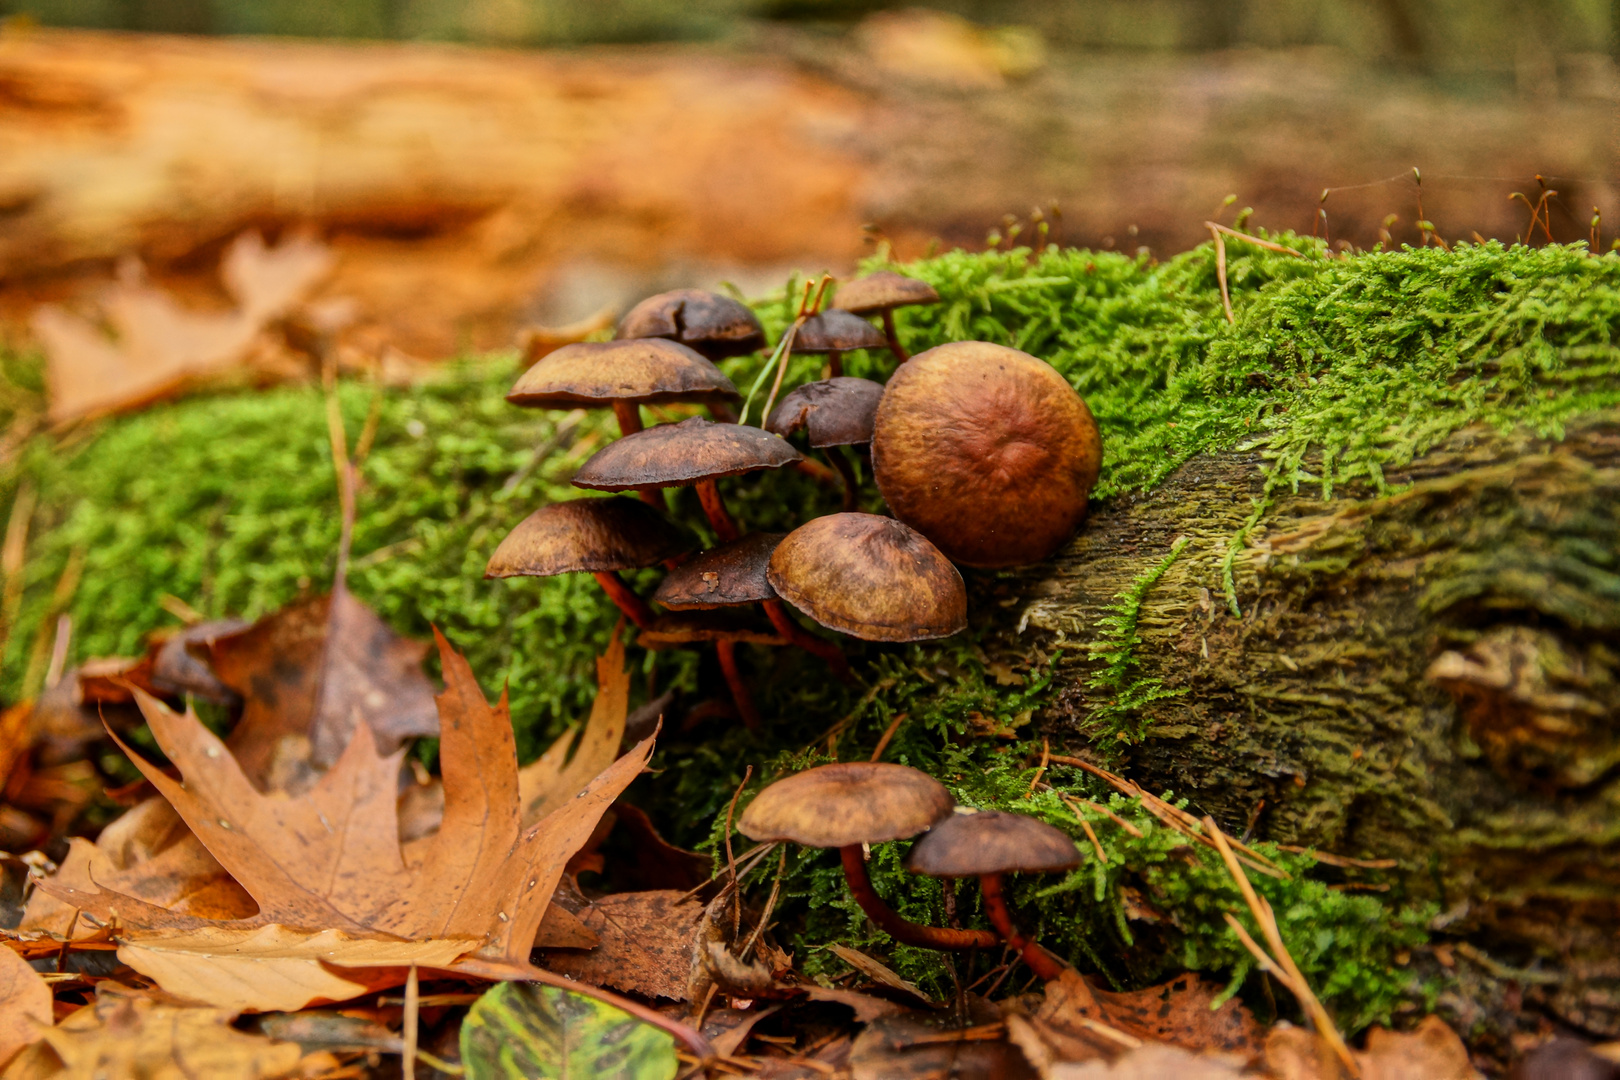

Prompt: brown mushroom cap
[
  {"left": 766, "top": 513, "right": 966, "bottom": 642},
  {"left": 485, "top": 497, "right": 696, "bottom": 578},
  {"left": 793, "top": 310, "right": 888, "bottom": 354},
  {"left": 832, "top": 271, "right": 940, "bottom": 315},
  {"left": 652, "top": 532, "right": 783, "bottom": 610},
  {"left": 765, "top": 377, "right": 883, "bottom": 448},
  {"left": 871, "top": 341, "right": 1102, "bottom": 568},
  {"left": 506, "top": 339, "right": 739, "bottom": 409},
  {"left": 903, "top": 810, "right": 1082, "bottom": 878},
  {"left": 637, "top": 610, "right": 786, "bottom": 649},
  {"left": 737, "top": 762, "right": 955, "bottom": 848},
  {"left": 617, "top": 289, "right": 767, "bottom": 360},
  {"left": 573, "top": 417, "right": 802, "bottom": 492}
]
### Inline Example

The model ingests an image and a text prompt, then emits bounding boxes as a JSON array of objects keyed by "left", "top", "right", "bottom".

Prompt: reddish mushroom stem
[
  {"left": 826, "top": 447, "right": 859, "bottom": 512},
  {"left": 838, "top": 845, "right": 999, "bottom": 951},
  {"left": 979, "top": 872, "right": 1065, "bottom": 980},
  {"left": 696, "top": 479, "right": 741, "bottom": 544},
  {"left": 592, "top": 571, "right": 657, "bottom": 630},
  {"left": 764, "top": 599, "right": 851, "bottom": 681},
  {"left": 715, "top": 639, "right": 761, "bottom": 731},
  {"left": 827, "top": 350, "right": 843, "bottom": 379},
  {"left": 610, "top": 402, "right": 663, "bottom": 508},
  {"left": 881, "top": 309, "right": 909, "bottom": 362}
]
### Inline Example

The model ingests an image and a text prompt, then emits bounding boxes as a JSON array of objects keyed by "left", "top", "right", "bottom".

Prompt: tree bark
[{"left": 982, "top": 414, "right": 1620, "bottom": 1038}]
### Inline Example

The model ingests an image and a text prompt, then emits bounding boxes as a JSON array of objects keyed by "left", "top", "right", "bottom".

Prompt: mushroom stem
[
  {"left": 715, "top": 639, "right": 761, "bottom": 731},
  {"left": 881, "top": 309, "right": 910, "bottom": 363},
  {"left": 696, "top": 479, "right": 741, "bottom": 544},
  {"left": 838, "top": 845, "right": 999, "bottom": 951},
  {"left": 979, "top": 872, "right": 1065, "bottom": 980},
  {"left": 827, "top": 350, "right": 843, "bottom": 379},
  {"left": 609, "top": 403, "right": 663, "bottom": 508},
  {"left": 827, "top": 447, "right": 859, "bottom": 512},
  {"left": 764, "top": 599, "right": 851, "bottom": 681},
  {"left": 592, "top": 571, "right": 657, "bottom": 630}
]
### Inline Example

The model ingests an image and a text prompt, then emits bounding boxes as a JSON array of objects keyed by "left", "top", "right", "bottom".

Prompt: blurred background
[{"left": 0, "top": 0, "right": 1616, "bottom": 357}]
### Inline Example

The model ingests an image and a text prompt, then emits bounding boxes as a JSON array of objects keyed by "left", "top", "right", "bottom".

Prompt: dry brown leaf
[
  {"left": 1044, "top": 1043, "right": 1251, "bottom": 1079},
  {"left": 1029, "top": 969, "right": 1262, "bottom": 1065},
  {"left": 517, "top": 635, "right": 630, "bottom": 827},
  {"left": 829, "top": 944, "right": 932, "bottom": 1005},
  {"left": 608, "top": 802, "right": 711, "bottom": 892},
  {"left": 0, "top": 946, "right": 50, "bottom": 1070},
  {"left": 537, "top": 889, "right": 703, "bottom": 1001},
  {"left": 801, "top": 985, "right": 912, "bottom": 1022},
  {"left": 849, "top": 1010, "right": 1038, "bottom": 1080},
  {"left": 1266, "top": 1016, "right": 1480, "bottom": 1080},
  {"left": 34, "top": 992, "right": 302, "bottom": 1080}
]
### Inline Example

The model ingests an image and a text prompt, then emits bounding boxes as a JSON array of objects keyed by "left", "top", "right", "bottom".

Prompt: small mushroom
[
  {"left": 832, "top": 271, "right": 939, "bottom": 362},
  {"left": 617, "top": 289, "right": 767, "bottom": 361},
  {"left": 871, "top": 341, "right": 1102, "bottom": 568},
  {"left": 506, "top": 338, "right": 739, "bottom": 438},
  {"left": 767, "top": 513, "right": 966, "bottom": 642},
  {"left": 905, "top": 810, "right": 1082, "bottom": 980},
  {"left": 737, "top": 763, "right": 998, "bottom": 951},
  {"left": 791, "top": 310, "right": 888, "bottom": 378},
  {"left": 485, "top": 497, "right": 695, "bottom": 629},
  {"left": 766, "top": 377, "right": 883, "bottom": 511}
]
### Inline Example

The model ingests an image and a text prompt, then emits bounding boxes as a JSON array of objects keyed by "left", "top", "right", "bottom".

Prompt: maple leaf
[{"left": 0, "top": 945, "right": 51, "bottom": 1069}]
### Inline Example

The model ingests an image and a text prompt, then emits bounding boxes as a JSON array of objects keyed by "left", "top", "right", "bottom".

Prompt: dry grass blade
[
  {"left": 1208, "top": 225, "right": 1234, "bottom": 324},
  {"left": 1204, "top": 221, "right": 1308, "bottom": 257},
  {"left": 1060, "top": 794, "right": 1144, "bottom": 840}
]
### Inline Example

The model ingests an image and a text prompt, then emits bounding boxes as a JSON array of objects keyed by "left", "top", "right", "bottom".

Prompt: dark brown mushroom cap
[
  {"left": 832, "top": 271, "right": 940, "bottom": 315},
  {"left": 793, "top": 310, "right": 888, "bottom": 354},
  {"left": 903, "top": 810, "right": 1082, "bottom": 878},
  {"left": 652, "top": 532, "right": 783, "bottom": 609},
  {"left": 506, "top": 339, "right": 739, "bottom": 409},
  {"left": 573, "top": 417, "right": 803, "bottom": 491},
  {"left": 485, "top": 497, "right": 696, "bottom": 578},
  {"left": 766, "top": 513, "right": 966, "bottom": 642},
  {"left": 871, "top": 341, "right": 1103, "bottom": 568},
  {"left": 637, "top": 610, "right": 786, "bottom": 649},
  {"left": 765, "top": 377, "right": 883, "bottom": 448},
  {"left": 617, "top": 289, "right": 767, "bottom": 360},
  {"left": 737, "top": 762, "right": 955, "bottom": 848}
]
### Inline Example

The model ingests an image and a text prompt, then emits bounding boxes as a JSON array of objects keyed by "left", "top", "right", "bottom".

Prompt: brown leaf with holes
[{"left": 537, "top": 889, "right": 705, "bottom": 1001}]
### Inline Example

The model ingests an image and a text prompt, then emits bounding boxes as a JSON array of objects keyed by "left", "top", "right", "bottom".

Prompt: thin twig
[
  {"left": 1024, "top": 737, "right": 1050, "bottom": 798},
  {"left": 740, "top": 848, "right": 788, "bottom": 961},
  {"left": 724, "top": 767, "right": 753, "bottom": 939},
  {"left": 403, "top": 964, "right": 419, "bottom": 1077},
  {"left": 1075, "top": 814, "right": 1106, "bottom": 863},
  {"left": 322, "top": 356, "right": 357, "bottom": 587},
  {"left": 1204, "top": 221, "right": 1308, "bottom": 257},
  {"left": 869, "top": 712, "right": 908, "bottom": 762},
  {"left": 1209, "top": 226, "right": 1234, "bottom": 324},
  {"left": 1060, "top": 794, "right": 1144, "bottom": 839}
]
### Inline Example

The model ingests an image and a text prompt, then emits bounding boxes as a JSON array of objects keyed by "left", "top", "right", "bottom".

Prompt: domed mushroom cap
[
  {"left": 617, "top": 289, "right": 767, "bottom": 360},
  {"left": 767, "top": 513, "right": 966, "bottom": 642},
  {"left": 737, "top": 762, "right": 955, "bottom": 848},
  {"left": 871, "top": 342, "right": 1102, "bottom": 568},
  {"left": 766, "top": 377, "right": 883, "bottom": 448},
  {"left": 793, "top": 310, "right": 888, "bottom": 354},
  {"left": 832, "top": 271, "right": 940, "bottom": 315},
  {"left": 485, "top": 497, "right": 696, "bottom": 578},
  {"left": 653, "top": 532, "right": 783, "bottom": 609},
  {"left": 904, "top": 810, "right": 1082, "bottom": 878},
  {"left": 506, "top": 339, "right": 739, "bottom": 409},
  {"left": 638, "top": 610, "right": 785, "bottom": 649},
  {"left": 573, "top": 417, "right": 802, "bottom": 491}
]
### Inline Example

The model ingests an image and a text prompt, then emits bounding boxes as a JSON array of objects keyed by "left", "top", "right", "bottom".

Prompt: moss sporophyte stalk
[{"left": 6, "top": 237, "right": 1617, "bottom": 1031}]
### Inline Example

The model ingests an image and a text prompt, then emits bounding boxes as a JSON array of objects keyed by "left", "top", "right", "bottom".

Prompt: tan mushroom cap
[
  {"left": 573, "top": 417, "right": 802, "bottom": 492},
  {"left": 793, "top": 310, "right": 888, "bottom": 354},
  {"left": 637, "top": 610, "right": 786, "bottom": 650},
  {"left": 653, "top": 532, "right": 783, "bottom": 610},
  {"left": 766, "top": 513, "right": 966, "bottom": 642},
  {"left": 737, "top": 762, "right": 955, "bottom": 848},
  {"left": 485, "top": 497, "right": 696, "bottom": 578},
  {"left": 506, "top": 338, "right": 739, "bottom": 409},
  {"left": 903, "top": 810, "right": 1082, "bottom": 878},
  {"left": 871, "top": 341, "right": 1102, "bottom": 568},
  {"left": 832, "top": 271, "right": 940, "bottom": 315},
  {"left": 617, "top": 289, "right": 767, "bottom": 360},
  {"left": 766, "top": 378, "right": 883, "bottom": 448}
]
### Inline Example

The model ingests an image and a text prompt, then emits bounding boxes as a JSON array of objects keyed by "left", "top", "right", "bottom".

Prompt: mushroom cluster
[{"left": 487, "top": 272, "right": 1102, "bottom": 727}]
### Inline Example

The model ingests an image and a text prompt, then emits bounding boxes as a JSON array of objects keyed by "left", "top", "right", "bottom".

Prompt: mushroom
[
  {"left": 831, "top": 271, "right": 939, "bottom": 362},
  {"left": 767, "top": 513, "right": 966, "bottom": 642},
  {"left": 790, "top": 309, "right": 888, "bottom": 379},
  {"left": 904, "top": 809, "right": 1082, "bottom": 980},
  {"left": 766, "top": 377, "right": 883, "bottom": 511},
  {"left": 737, "top": 762, "right": 998, "bottom": 951},
  {"left": 653, "top": 532, "right": 850, "bottom": 679},
  {"left": 870, "top": 341, "right": 1102, "bottom": 568},
  {"left": 572, "top": 417, "right": 801, "bottom": 545},
  {"left": 484, "top": 497, "right": 695, "bottom": 629},
  {"left": 617, "top": 289, "right": 767, "bottom": 361},
  {"left": 506, "top": 338, "right": 739, "bottom": 439}
]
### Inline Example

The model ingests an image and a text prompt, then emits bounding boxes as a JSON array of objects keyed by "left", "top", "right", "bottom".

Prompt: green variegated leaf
[{"left": 461, "top": 982, "right": 677, "bottom": 1080}]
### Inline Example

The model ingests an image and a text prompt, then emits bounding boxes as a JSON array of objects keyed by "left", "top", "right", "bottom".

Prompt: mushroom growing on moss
[
  {"left": 506, "top": 338, "right": 739, "bottom": 439},
  {"left": 766, "top": 377, "right": 883, "bottom": 511},
  {"left": 832, "top": 270, "right": 939, "bottom": 362},
  {"left": 791, "top": 309, "right": 888, "bottom": 378},
  {"left": 617, "top": 289, "right": 767, "bottom": 361}
]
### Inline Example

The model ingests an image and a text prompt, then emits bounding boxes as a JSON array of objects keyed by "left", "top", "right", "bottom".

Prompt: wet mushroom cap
[
  {"left": 766, "top": 513, "right": 966, "bottom": 642},
  {"left": 737, "top": 762, "right": 955, "bottom": 848},
  {"left": 653, "top": 532, "right": 783, "bottom": 609},
  {"left": 765, "top": 377, "right": 883, "bottom": 448},
  {"left": 637, "top": 610, "right": 786, "bottom": 649},
  {"left": 484, "top": 497, "right": 695, "bottom": 577},
  {"left": 871, "top": 341, "right": 1103, "bottom": 568},
  {"left": 793, "top": 310, "right": 888, "bottom": 354},
  {"left": 617, "top": 289, "right": 767, "bottom": 360},
  {"left": 832, "top": 271, "right": 940, "bottom": 315},
  {"left": 573, "top": 417, "right": 803, "bottom": 491},
  {"left": 506, "top": 339, "right": 739, "bottom": 409},
  {"left": 903, "top": 810, "right": 1082, "bottom": 878}
]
